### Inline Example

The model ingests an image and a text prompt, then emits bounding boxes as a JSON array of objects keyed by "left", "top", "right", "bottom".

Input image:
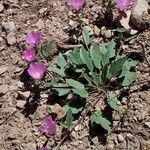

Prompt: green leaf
[
  {"left": 80, "top": 47, "right": 94, "bottom": 71},
  {"left": 43, "top": 42, "right": 52, "bottom": 57},
  {"left": 67, "top": 48, "right": 83, "bottom": 65},
  {"left": 90, "top": 111, "right": 111, "bottom": 133},
  {"left": 90, "top": 43, "right": 102, "bottom": 69},
  {"left": 91, "top": 72, "right": 100, "bottom": 86},
  {"left": 48, "top": 76, "right": 60, "bottom": 86},
  {"left": 101, "top": 50, "right": 111, "bottom": 66},
  {"left": 81, "top": 26, "right": 92, "bottom": 46},
  {"left": 48, "top": 67, "right": 66, "bottom": 77},
  {"left": 64, "top": 109, "right": 73, "bottom": 129},
  {"left": 120, "top": 59, "right": 137, "bottom": 77},
  {"left": 72, "top": 88, "right": 88, "bottom": 98},
  {"left": 82, "top": 72, "right": 92, "bottom": 85},
  {"left": 63, "top": 99, "right": 85, "bottom": 114},
  {"left": 121, "top": 72, "right": 136, "bottom": 86},
  {"left": 101, "top": 65, "right": 109, "bottom": 83},
  {"left": 66, "top": 79, "right": 85, "bottom": 89},
  {"left": 105, "top": 40, "right": 116, "bottom": 58},
  {"left": 53, "top": 88, "right": 71, "bottom": 96},
  {"left": 37, "top": 42, "right": 52, "bottom": 60},
  {"left": 107, "top": 94, "right": 119, "bottom": 110},
  {"left": 109, "top": 56, "right": 127, "bottom": 77},
  {"left": 101, "top": 40, "right": 116, "bottom": 66},
  {"left": 57, "top": 53, "right": 67, "bottom": 69}
]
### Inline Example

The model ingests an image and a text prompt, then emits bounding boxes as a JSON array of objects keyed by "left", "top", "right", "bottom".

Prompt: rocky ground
[{"left": 0, "top": 0, "right": 150, "bottom": 150}]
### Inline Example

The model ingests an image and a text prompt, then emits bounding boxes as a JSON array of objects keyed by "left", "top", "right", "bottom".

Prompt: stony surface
[{"left": 130, "top": 0, "right": 150, "bottom": 29}]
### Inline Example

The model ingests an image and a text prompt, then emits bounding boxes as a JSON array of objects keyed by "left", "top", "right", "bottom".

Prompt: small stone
[
  {"left": 106, "top": 141, "right": 114, "bottom": 150},
  {"left": 118, "top": 134, "right": 124, "bottom": 142},
  {"left": 104, "top": 30, "right": 112, "bottom": 38},
  {"left": 0, "top": 3, "right": 4, "bottom": 12},
  {"left": 40, "top": 93, "right": 48, "bottom": 98},
  {"left": 81, "top": 18, "right": 89, "bottom": 25},
  {"left": 0, "top": 66, "right": 7, "bottom": 75},
  {"left": 7, "top": 32, "right": 16, "bottom": 45},
  {"left": 69, "top": 20, "right": 77, "bottom": 27},
  {"left": 0, "top": 84, "right": 9, "bottom": 94},
  {"left": 39, "top": 7, "right": 47, "bottom": 14},
  {"left": 126, "top": 133, "right": 133, "bottom": 139},
  {"left": 144, "top": 122, "right": 150, "bottom": 128},
  {"left": 16, "top": 81, "right": 24, "bottom": 88},
  {"left": 140, "top": 140, "right": 150, "bottom": 150},
  {"left": 36, "top": 19, "right": 44, "bottom": 30},
  {"left": 50, "top": 103, "right": 66, "bottom": 119},
  {"left": 113, "top": 114, "right": 120, "bottom": 121},
  {"left": 9, "top": 85, "right": 18, "bottom": 91},
  {"left": 101, "top": 26, "right": 106, "bottom": 35},
  {"left": 16, "top": 100, "right": 26, "bottom": 109},
  {"left": 2, "top": 21, "right": 16, "bottom": 33},
  {"left": 130, "top": 0, "right": 149, "bottom": 29},
  {"left": 18, "top": 91, "right": 30, "bottom": 99},
  {"left": 130, "top": 29, "right": 138, "bottom": 35},
  {"left": 8, "top": 0, "right": 18, "bottom": 3},
  {"left": 94, "top": 25, "right": 100, "bottom": 36},
  {"left": 122, "top": 97, "right": 127, "bottom": 104}
]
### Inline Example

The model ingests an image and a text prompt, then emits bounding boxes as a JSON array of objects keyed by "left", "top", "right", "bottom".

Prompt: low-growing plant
[
  {"left": 22, "top": 28, "right": 137, "bottom": 150},
  {"left": 47, "top": 27, "right": 137, "bottom": 132},
  {"left": 21, "top": 0, "right": 138, "bottom": 148}
]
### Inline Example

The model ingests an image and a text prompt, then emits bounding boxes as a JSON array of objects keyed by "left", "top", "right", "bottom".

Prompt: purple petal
[
  {"left": 68, "top": 0, "right": 85, "bottom": 10},
  {"left": 115, "top": 0, "right": 133, "bottom": 11},
  {"left": 22, "top": 48, "right": 36, "bottom": 62},
  {"left": 38, "top": 147, "right": 49, "bottom": 150},
  {"left": 39, "top": 115, "right": 56, "bottom": 135},
  {"left": 25, "top": 31, "right": 42, "bottom": 46},
  {"left": 27, "top": 63, "right": 46, "bottom": 80}
]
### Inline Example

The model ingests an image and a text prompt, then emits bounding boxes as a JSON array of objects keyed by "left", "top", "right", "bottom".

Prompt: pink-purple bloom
[
  {"left": 39, "top": 115, "right": 56, "bottom": 135},
  {"left": 68, "top": 0, "right": 85, "bottom": 10},
  {"left": 27, "top": 63, "right": 46, "bottom": 80},
  {"left": 115, "top": 0, "right": 133, "bottom": 11},
  {"left": 38, "top": 147, "right": 49, "bottom": 150},
  {"left": 25, "top": 31, "right": 41, "bottom": 46},
  {"left": 22, "top": 48, "right": 36, "bottom": 62}
]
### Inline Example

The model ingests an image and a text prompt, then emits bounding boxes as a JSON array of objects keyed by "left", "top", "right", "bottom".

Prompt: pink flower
[
  {"left": 115, "top": 0, "right": 133, "bottom": 11},
  {"left": 27, "top": 63, "right": 46, "bottom": 80},
  {"left": 68, "top": 0, "right": 85, "bottom": 10},
  {"left": 38, "top": 147, "right": 49, "bottom": 150},
  {"left": 25, "top": 31, "right": 41, "bottom": 46},
  {"left": 22, "top": 48, "right": 36, "bottom": 62},
  {"left": 39, "top": 116, "right": 56, "bottom": 135}
]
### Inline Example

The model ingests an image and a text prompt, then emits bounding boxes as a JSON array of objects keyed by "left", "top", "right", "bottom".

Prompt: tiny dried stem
[{"left": 57, "top": 44, "right": 83, "bottom": 50}]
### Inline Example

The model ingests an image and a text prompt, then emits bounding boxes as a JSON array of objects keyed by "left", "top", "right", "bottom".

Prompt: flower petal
[
  {"left": 25, "top": 31, "right": 42, "bottom": 46},
  {"left": 22, "top": 48, "right": 36, "bottom": 62},
  {"left": 27, "top": 63, "right": 46, "bottom": 80},
  {"left": 68, "top": 0, "right": 85, "bottom": 10}
]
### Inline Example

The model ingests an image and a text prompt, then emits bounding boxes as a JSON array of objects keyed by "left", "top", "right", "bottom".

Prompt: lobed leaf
[
  {"left": 90, "top": 111, "right": 111, "bottom": 133},
  {"left": 57, "top": 53, "right": 67, "bottom": 69},
  {"left": 109, "top": 56, "right": 127, "bottom": 77},
  {"left": 107, "top": 94, "right": 119, "bottom": 110}
]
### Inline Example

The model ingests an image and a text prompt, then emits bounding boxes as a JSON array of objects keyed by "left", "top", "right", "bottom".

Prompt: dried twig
[{"left": 57, "top": 43, "right": 82, "bottom": 50}]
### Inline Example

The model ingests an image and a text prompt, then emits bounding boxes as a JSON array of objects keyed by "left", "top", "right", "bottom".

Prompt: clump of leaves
[{"left": 48, "top": 27, "right": 137, "bottom": 132}]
